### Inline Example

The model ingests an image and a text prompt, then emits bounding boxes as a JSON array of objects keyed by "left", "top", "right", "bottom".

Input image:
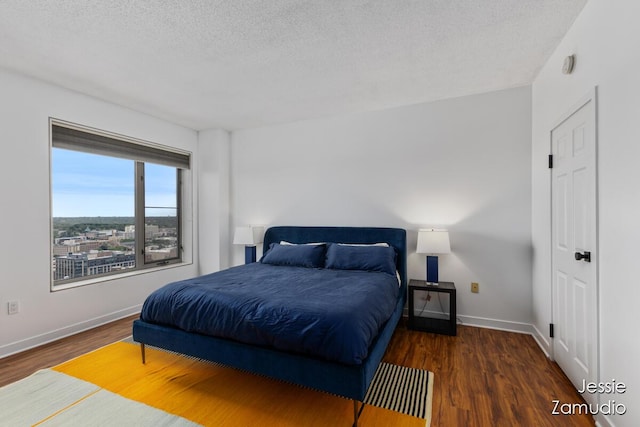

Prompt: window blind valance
[{"left": 51, "top": 123, "right": 191, "bottom": 169}]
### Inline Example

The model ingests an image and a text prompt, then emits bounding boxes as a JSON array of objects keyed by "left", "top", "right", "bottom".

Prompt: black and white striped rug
[{"left": 364, "top": 362, "right": 433, "bottom": 420}]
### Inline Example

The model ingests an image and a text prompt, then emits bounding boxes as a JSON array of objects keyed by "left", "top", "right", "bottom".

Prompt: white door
[{"left": 551, "top": 91, "right": 598, "bottom": 406}]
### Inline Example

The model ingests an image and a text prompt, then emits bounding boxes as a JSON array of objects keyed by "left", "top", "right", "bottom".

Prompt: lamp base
[
  {"left": 426, "top": 255, "right": 439, "bottom": 284},
  {"left": 245, "top": 246, "right": 257, "bottom": 264}
]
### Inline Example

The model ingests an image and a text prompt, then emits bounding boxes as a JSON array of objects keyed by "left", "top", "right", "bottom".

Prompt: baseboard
[
  {"left": 531, "top": 324, "right": 552, "bottom": 358},
  {"left": 402, "top": 310, "right": 534, "bottom": 335},
  {"left": 0, "top": 305, "right": 141, "bottom": 359},
  {"left": 457, "top": 314, "right": 534, "bottom": 335}
]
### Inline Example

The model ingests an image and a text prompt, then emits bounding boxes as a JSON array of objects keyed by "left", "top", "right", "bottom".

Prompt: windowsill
[{"left": 50, "top": 261, "right": 193, "bottom": 292}]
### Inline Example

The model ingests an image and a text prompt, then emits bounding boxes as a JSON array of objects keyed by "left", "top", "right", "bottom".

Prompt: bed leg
[
  {"left": 141, "top": 343, "right": 146, "bottom": 364},
  {"left": 352, "top": 400, "right": 365, "bottom": 427}
]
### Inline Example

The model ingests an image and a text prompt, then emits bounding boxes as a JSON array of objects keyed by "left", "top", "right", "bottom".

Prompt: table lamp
[
  {"left": 416, "top": 229, "right": 451, "bottom": 284},
  {"left": 233, "top": 226, "right": 264, "bottom": 264}
]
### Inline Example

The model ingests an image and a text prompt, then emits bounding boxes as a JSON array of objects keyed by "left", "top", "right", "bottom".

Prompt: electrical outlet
[
  {"left": 471, "top": 282, "right": 479, "bottom": 293},
  {"left": 8, "top": 300, "right": 19, "bottom": 315}
]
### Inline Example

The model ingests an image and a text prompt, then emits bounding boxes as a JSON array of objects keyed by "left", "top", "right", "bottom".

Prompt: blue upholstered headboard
[{"left": 263, "top": 226, "right": 407, "bottom": 287}]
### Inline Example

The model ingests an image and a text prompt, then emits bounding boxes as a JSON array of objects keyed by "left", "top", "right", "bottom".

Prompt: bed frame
[{"left": 132, "top": 226, "right": 407, "bottom": 426}]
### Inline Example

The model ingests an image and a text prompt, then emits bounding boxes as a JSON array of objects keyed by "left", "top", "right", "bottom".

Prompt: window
[{"left": 50, "top": 120, "right": 190, "bottom": 289}]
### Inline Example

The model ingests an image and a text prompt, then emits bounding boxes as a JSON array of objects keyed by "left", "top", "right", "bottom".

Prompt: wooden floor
[
  {"left": 0, "top": 315, "right": 138, "bottom": 388},
  {"left": 1, "top": 316, "right": 594, "bottom": 426},
  {"left": 384, "top": 320, "right": 595, "bottom": 426}
]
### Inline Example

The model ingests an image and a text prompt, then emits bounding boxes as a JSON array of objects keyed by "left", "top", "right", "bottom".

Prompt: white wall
[
  {"left": 231, "top": 86, "right": 533, "bottom": 330},
  {"left": 532, "top": 1, "right": 640, "bottom": 426},
  {"left": 198, "top": 129, "right": 231, "bottom": 275},
  {"left": 0, "top": 69, "right": 200, "bottom": 357}
]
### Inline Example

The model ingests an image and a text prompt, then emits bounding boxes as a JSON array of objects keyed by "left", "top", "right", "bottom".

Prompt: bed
[{"left": 132, "top": 226, "right": 407, "bottom": 426}]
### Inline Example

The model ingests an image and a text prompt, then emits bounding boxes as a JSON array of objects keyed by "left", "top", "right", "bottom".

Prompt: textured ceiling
[{"left": 0, "top": 1, "right": 587, "bottom": 130}]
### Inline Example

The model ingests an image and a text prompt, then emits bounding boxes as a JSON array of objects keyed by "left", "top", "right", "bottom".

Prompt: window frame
[
  {"left": 49, "top": 119, "right": 190, "bottom": 291},
  {"left": 136, "top": 162, "right": 183, "bottom": 268}
]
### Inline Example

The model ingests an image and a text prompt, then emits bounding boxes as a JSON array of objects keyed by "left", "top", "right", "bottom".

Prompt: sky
[{"left": 52, "top": 148, "right": 177, "bottom": 217}]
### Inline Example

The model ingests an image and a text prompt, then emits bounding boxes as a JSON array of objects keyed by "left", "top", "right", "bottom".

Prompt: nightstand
[{"left": 408, "top": 280, "right": 456, "bottom": 336}]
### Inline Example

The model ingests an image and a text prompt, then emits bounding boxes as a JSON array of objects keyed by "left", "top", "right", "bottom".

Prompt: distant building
[
  {"left": 52, "top": 240, "right": 104, "bottom": 256},
  {"left": 123, "top": 224, "right": 161, "bottom": 239},
  {"left": 145, "top": 224, "right": 159, "bottom": 239},
  {"left": 54, "top": 252, "right": 135, "bottom": 281},
  {"left": 145, "top": 247, "right": 179, "bottom": 263},
  {"left": 54, "top": 236, "right": 87, "bottom": 245}
]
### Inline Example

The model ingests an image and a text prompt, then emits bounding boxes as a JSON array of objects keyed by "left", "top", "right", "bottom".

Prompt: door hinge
[
  {"left": 548, "top": 154, "right": 553, "bottom": 169},
  {"left": 550, "top": 323, "right": 555, "bottom": 338}
]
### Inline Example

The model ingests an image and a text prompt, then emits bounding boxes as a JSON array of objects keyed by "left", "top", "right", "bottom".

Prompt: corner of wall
[
  {"left": 530, "top": 323, "right": 552, "bottom": 359},
  {"left": 197, "top": 129, "right": 232, "bottom": 275}
]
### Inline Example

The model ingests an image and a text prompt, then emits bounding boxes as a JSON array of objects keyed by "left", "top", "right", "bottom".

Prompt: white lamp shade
[
  {"left": 233, "top": 226, "right": 264, "bottom": 245},
  {"left": 416, "top": 229, "right": 451, "bottom": 254}
]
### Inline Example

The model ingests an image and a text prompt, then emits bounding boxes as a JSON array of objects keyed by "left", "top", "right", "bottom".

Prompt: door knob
[{"left": 574, "top": 251, "right": 591, "bottom": 262}]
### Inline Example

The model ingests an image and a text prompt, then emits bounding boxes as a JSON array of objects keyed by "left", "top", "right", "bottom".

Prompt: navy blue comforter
[{"left": 140, "top": 263, "right": 399, "bottom": 365}]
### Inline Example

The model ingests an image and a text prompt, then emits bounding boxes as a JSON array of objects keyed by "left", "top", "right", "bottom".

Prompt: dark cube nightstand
[{"left": 408, "top": 280, "right": 456, "bottom": 336}]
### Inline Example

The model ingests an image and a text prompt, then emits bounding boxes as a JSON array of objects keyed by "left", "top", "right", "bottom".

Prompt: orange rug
[{"left": 52, "top": 341, "right": 431, "bottom": 426}]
